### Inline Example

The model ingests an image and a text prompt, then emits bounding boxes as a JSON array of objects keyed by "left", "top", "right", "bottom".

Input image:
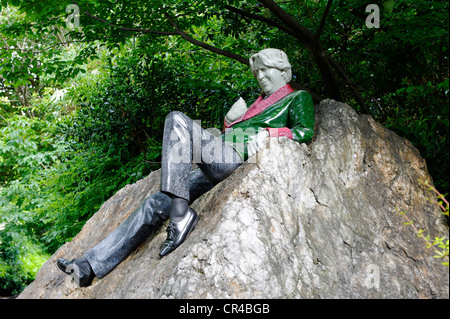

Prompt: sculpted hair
[{"left": 249, "top": 48, "right": 292, "bottom": 83}]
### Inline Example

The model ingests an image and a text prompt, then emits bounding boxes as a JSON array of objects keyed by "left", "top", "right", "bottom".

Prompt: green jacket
[{"left": 223, "top": 85, "right": 315, "bottom": 161}]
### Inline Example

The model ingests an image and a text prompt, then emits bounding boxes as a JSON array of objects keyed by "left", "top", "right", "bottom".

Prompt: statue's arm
[
  {"left": 224, "top": 97, "right": 248, "bottom": 125},
  {"left": 289, "top": 90, "right": 315, "bottom": 143},
  {"left": 265, "top": 91, "right": 315, "bottom": 144}
]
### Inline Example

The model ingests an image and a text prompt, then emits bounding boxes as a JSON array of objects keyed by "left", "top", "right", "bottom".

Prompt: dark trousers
[
  {"left": 161, "top": 111, "right": 243, "bottom": 201},
  {"left": 85, "top": 112, "right": 242, "bottom": 278}
]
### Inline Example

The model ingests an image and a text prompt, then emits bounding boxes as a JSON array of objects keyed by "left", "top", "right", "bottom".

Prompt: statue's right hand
[{"left": 225, "top": 97, "right": 248, "bottom": 124}]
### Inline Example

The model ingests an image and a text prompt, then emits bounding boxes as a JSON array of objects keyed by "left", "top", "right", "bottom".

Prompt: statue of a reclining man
[{"left": 57, "top": 48, "right": 315, "bottom": 287}]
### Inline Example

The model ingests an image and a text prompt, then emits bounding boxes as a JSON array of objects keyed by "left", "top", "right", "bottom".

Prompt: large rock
[{"left": 19, "top": 100, "right": 448, "bottom": 299}]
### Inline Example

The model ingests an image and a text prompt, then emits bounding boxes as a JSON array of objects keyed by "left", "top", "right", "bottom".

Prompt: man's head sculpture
[{"left": 249, "top": 48, "right": 292, "bottom": 96}]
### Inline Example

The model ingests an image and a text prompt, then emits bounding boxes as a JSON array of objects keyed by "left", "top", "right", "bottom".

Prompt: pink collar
[{"left": 225, "top": 84, "right": 294, "bottom": 128}]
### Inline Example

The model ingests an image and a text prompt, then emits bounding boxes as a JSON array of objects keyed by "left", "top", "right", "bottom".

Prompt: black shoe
[
  {"left": 57, "top": 256, "right": 95, "bottom": 287},
  {"left": 159, "top": 208, "right": 199, "bottom": 257},
  {"left": 57, "top": 258, "right": 75, "bottom": 275}
]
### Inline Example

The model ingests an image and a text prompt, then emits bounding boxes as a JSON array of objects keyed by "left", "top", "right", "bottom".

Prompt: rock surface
[{"left": 19, "top": 100, "right": 449, "bottom": 299}]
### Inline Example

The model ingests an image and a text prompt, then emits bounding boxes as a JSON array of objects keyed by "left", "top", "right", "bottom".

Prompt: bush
[
  {"left": 0, "top": 50, "right": 240, "bottom": 294},
  {"left": 0, "top": 222, "right": 49, "bottom": 296}
]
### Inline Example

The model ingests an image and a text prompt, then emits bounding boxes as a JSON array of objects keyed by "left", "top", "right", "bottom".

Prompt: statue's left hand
[
  {"left": 225, "top": 97, "right": 248, "bottom": 124},
  {"left": 247, "top": 130, "right": 269, "bottom": 157}
]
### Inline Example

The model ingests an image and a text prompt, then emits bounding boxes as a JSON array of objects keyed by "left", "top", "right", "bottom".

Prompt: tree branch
[
  {"left": 74, "top": 2, "right": 249, "bottom": 66},
  {"left": 258, "top": 0, "right": 344, "bottom": 102},
  {"left": 315, "top": 0, "right": 333, "bottom": 38},
  {"left": 224, "top": 5, "right": 297, "bottom": 38},
  {"left": 257, "top": 0, "right": 315, "bottom": 46},
  {"left": 163, "top": 11, "right": 249, "bottom": 66},
  {"left": 32, "top": 34, "right": 142, "bottom": 54}
]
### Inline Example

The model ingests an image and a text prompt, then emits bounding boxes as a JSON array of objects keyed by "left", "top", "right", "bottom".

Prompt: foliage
[
  {"left": 0, "top": 5, "right": 86, "bottom": 106},
  {"left": 0, "top": 95, "right": 66, "bottom": 184},
  {"left": 2, "top": 0, "right": 447, "bottom": 191},
  {"left": 0, "top": 89, "right": 66, "bottom": 295},
  {"left": 0, "top": 222, "right": 49, "bottom": 295},
  {"left": 64, "top": 47, "right": 242, "bottom": 153},
  {"left": 0, "top": 0, "right": 448, "bottom": 295},
  {"left": 0, "top": 43, "right": 242, "bottom": 294}
]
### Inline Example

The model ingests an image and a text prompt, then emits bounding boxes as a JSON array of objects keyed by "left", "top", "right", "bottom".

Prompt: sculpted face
[{"left": 252, "top": 56, "right": 287, "bottom": 96}]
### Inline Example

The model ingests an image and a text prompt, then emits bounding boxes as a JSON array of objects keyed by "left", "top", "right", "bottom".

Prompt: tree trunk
[{"left": 309, "top": 42, "right": 343, "bottom": 101}]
